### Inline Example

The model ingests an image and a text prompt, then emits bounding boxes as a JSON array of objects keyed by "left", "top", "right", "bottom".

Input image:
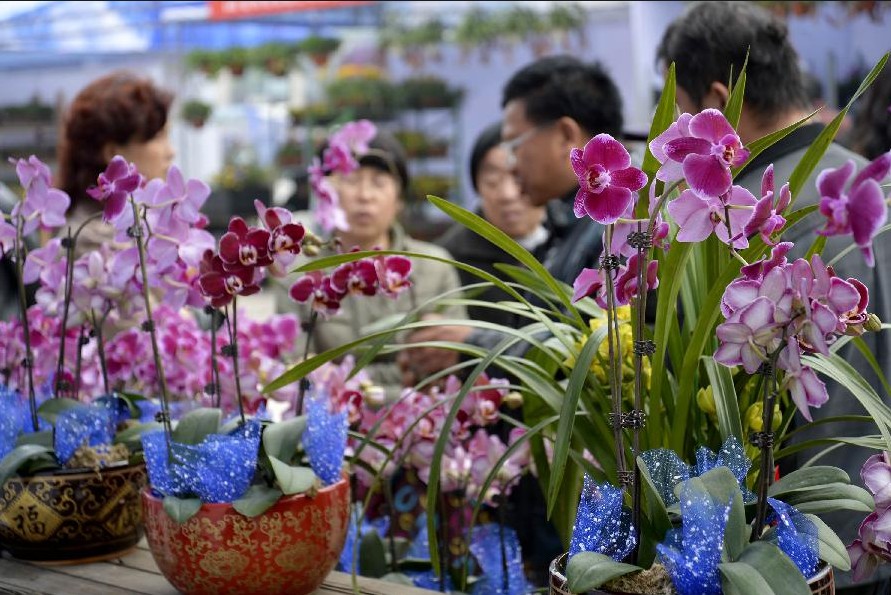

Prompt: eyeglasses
[{"left": 500, "top": 123, "right": 552, "bottom": 168}]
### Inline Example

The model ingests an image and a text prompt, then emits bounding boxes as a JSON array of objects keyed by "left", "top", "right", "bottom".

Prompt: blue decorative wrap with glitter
[
  {"left": 767, "top": 497, "right": 819, "bottom": 578},
  {"left": 641, "top": 436, "right": 754, "bottom": 506},
  {"left": 305, "top": 397, "right": 348, "bottom": 486},
  {"left": 337, "top": 505, "right": 390, "bottom": 574},
  {"left": 54, "top": 405, "right": 116, "bottom": 464},
  {"left": 568, "top": 475, "right": 636, "bottom": 560},
  {"left": 142, "top": 430, "right": 199, "bottom": 497},
  {"left": 0, "top": 386, "right": 26, "bottom": 460},
  {"left": 468, "top": 523, "right": 530, "bottom": 595},
  {"left": 192, "top": 419, "right": 261, "bottom": 503},
  {"left": 657, "top": 480, "right": 731, "bottom": 595}
]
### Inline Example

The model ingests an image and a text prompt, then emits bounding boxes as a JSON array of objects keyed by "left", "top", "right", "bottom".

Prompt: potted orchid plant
[{"left": 263, "top": 52, "right": 891, "bottom": 595}]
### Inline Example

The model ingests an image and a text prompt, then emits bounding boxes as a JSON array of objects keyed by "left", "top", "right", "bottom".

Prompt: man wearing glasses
[{"left": 400, "top": 54, "right": 627, "bottom": 585}]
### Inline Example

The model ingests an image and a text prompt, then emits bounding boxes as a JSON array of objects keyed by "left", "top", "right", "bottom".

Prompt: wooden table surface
[{"left": 0, "top": 539, "right": 437, "bottom": 595}]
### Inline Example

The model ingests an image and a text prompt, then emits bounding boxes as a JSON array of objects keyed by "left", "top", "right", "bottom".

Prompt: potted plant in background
[
  {"left": 0, "top": 156, "right": 166, "bottom": 563},
  {"left": 252, "top": 42, "right": 300, "bottom": 77},
  {"left": 547, "top": 3, "right": 587, "bottom": 50},
  {"left": 298, "top": 35, "right": 341, "bottom": 68},
  {"left": 399, "top": 76, "right": 464, "bottom": 110},
  {"left": 181, "top": 99, "right": 212, "bottom": 129},
  {"left": 265, "top": 52, "right": 891, "bottom": 595},
  {"left": 184, "top": 49, "right": 223, "bottom": 78},
  {"left": 220, "top": 46, "right": 249, "bottom": 77}
]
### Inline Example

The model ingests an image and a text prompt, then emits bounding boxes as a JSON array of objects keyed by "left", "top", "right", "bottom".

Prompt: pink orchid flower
[
  {"left": 10, "top": 156, "right": 69, "bottom": 236},
  {"left": 571, "top": 267, "right": 607, "bottom": 307},
  {"left": 23, "top": 238, "right": 63, "bottom": 284},
  {"left": 777, "top": 338, "right": 828, "bottom": 421},
  {"left": 331, "top": 259, "right": 379, "bottom": 296},
  {"left": 571, "top": 134, "right": 647, "bottom": 225},
  {"left": 656, "top": 109, "right": 750, "bottom": 199},
  {"left": 817, "top": 152, "right": 891, "bottom": 267},
  {"left": 329, "top": 119, "right": 377, "bottom": 155},
  {"left": 219, "top": 217, "right": 273, "bottom": 271},
  {"left": 375, "top": 255, "right": 412, "bottom": 297},
  {"left": 862, "top": 452, "right": 891, "bottom": 510},
  {"left": 199, "top": 253, "right": 261, "bottom": 309},
  {"left": 667, "top": 185, "right": 757, "bottom": 248},
  {"left": 615, "top": 254, "right": 659, "bottom": 305},
  {"left": 741, "top": 164, "right": 791, "bottom": 246},
  {"left": 288, "top": 271, "right": 344, "bottom": 317},
  {"left": 86, "top": 156, "right": 142, "bottom": 222},
  {"left": 254, "top": 200, "right": 305, "bottom": 276},
  {"left": 714, "top": 296, "right": 783, "bottom": 374}
]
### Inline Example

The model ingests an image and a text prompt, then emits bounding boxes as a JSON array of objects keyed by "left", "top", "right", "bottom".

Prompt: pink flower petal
[
  {"left": 572, "top": 268, "right": 603, "bottom": 303},
  {"left": 682, "top": 154, "right": 732, "bottom": 199},
  {"left": 583, "top": 185, "right": 633, "bottom": 225},
  {"left": 689, "top": 108, "right": 736, "bottom": 143},
  {"left": 570, "top": 148, "right": 587, "bottom": 178},
  {"left": 668, "top": 190, "right": 714, "bottom": 242},
  {"left": 714, "top": 342, "right": 743, "bottom": 367},
  {"left": 850, "top": 180, "right": 888, "bottom": 250},
  {"left": 816, "top": 160, "right": 855, "bottom": 199},
  {"left": 582, "top": 134, "right": 631, "bottom": 172},
  {"left": 664, "top": 137, "right": 712, "bottom": 162},
  {"left": 852, "top": 151, "right": 891, "bottom": 191},
  {"left": 610, "top": 167, "right": 648, "bottom": 192},
  {"left": 761, "top": 164, "right": 775, "bottom": 198},
  {"left": 573, "top": 188, "right": 588, "bottom": 218},
  {"left": 739, "top": 297, "right": 775, "bottom": 331}
]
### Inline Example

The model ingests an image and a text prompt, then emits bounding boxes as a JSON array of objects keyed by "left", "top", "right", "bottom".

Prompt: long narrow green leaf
[
  {"left": 428, "top": 196, "right": 583, "bottom": 325},
  {"left": 735, "top": 109, "right": 820, "bottom": 174},
  {"left": 804, "top": 513, "right": 851, "bottom": 571},
  {"left": 0, "top": 444, "right": 53, "bottom": 485},
  {"left": 737, "top": 541, "right": 811, "bottom": 595},
  {"left": 547, "top": 326, "right": 608, "bottom": 517},
  {"left": 703, "top": 358, "right": 743, "bottom": 443},
  {"left": 720, "top": 562, "right": 776, "bottom": 595},
  {"left": 852, "top": 335, "right": 891, "bottom": 399},
  {"left": 724, "top": 69, "right": 747, "bottom": 129},
  {"left": 787, "top": 52, "right": 889, "bottom": 206},
  {"left": 641, "top": 62, "right": 677, "bottom": 176},
  {"left": 566, "top": 552, "right": 641, "bottom": 592}
]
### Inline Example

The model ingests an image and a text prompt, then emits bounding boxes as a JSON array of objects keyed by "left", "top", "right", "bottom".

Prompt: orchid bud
[
  {"left": 504, "top": 391, "right": 524, "bottom": 409},
  {"left": 744, "top": 402, "right": 782, "bottom": 433},
  {"left": 866, "top": 312, "right": 883, "bottom": 333},
  {"left": 697, "top": 386, "right": 716, "bottom": 417},
  {"left": 363, "top": 385, "right": 386, "bottom": 408},
  {"left": 303, "top": 243, "right": 320, "bottom": 257}
]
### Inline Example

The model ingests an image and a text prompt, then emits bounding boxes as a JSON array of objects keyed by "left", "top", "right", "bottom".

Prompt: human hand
[{"left": 397, "top": 323, "right": 473, "bottom": 387}]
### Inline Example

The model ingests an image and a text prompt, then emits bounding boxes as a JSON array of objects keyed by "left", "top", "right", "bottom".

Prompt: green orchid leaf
[
  {"left": 36, "top": 398, "right": 87, "bottom": 425},
  {"left": 703, "top": 357, "right": 743, "bottom": 444},
  {"left": 262, "top": 416, "right": 306, "bottom": 462},
  {"left": 15, "top": 430, "right": 53, "bottom": 448},
  {"left": 113, "top": 422, "right": 163, "bottom": 448},
  {"left": 803, "top": 513, "right": 851, "bottom": 571},
  {"left": 268, "top": 456, "right": 318, "bottom": 495},
  {"left": 359, "top": 529, "right": 388, "bottom": 579},
  {"left": 548, "top": 325, "right": 607, "bottom": 518},
  {"left": 163, "top": 495, "right": 202, "bottom": 524},
  {"left": 565, "top": 552, "right": 641, "bottom": 592},
  {"left": 171, "top": 408, "right": 221, "bottom": 445},
  {"left": 740, "top": 541, "right": 811, "bottom": 595},
  {"left": 768, "top": 466, "right": 851, "bottom": 496},
  {"left": 0, "top": 444, "right": 54, "bottom": 485},
  {"left": 641, "top": 61, "right": 677, "bottom": 177},
  {"left": 720, "top": 561, "right": 776, "bottom": 595},
  {"left": 233, "top": 484, "right": 283, "bottom": 517}
]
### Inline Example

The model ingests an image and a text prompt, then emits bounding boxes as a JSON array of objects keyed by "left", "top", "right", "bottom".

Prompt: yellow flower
[
  {"left": 565, "top": 308, "right": 650, "bottom": 389},
  {"left": 743, "top": 402, "right": 782, "bottom": 433},
  {"left": 697, "top": 386, "right": 717, "bottom": 418}
]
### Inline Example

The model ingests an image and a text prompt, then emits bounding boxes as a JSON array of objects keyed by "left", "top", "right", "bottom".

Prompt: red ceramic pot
[
  {"left": 142, "top": 477, "right": 350, "bottom": 595},
  {"left": 0, "top": 463, "right": 146, "bottom": 563}
]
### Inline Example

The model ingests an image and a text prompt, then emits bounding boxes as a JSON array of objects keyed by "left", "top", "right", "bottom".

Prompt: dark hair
[
  {"left": 657, "top": 2, "right": 809, "bottom": 120},
  {"left": 845, "top": 63, "right": 891, "bottom": 160},
  {"left": 57, "top": 71, "right": 173, "bottom": 210},
  {"left": 318, "top": 127, "right": 411, "bottom": 193},
  {"left": 469, "top": 122, "right": 503, "bottom": 193},
  {"left": 501, "top": 55, "right": 623, "bottom": 137}
]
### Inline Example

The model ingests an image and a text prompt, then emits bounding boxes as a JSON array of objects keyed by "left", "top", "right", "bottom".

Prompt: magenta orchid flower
[
  {"left": 288, "top": 271, "right": 344, "bottom": 317},
  {"left": 714, "top": 296, "right": 783, "bottom": 374},
  {"left": 571, "top": 267, "right": 607, "bottom": 307},
  {"left": 649, "top": 113, "right": 694, "bottom": 184},
  {"left": 23, "top": 238, "right": 63, "bottom": 285},
  {"left": 777, "top": 338, "right": 828, "bottom": 421},
  {"left": 375, "top": 255, "right": 412, "bottom": 297},
  {"left": 862, "top": 453, "right": 891, "bottom": 509},
  {"left": 198, "top": 253, "right": 261, "bottom": 309},
  {"left": 668, "top": 185, "right": 757, "bottom": 248},
  {"left": 817, "top": 152, "right": 891, "bottom": 267},
  {"left": 331, "top": 259, "right": 379, "bottom": 296},
  {"left": 86, "top": 156, "right": 142, "bottom": 222},
  {"left": 571, "top": 134, "right": 647, "bottom": 225},
  {"left": 329, "top": 119, "right": 376, "bottom": 155},
  {"left": 741, "top": 165, "right": 791, "bottom": 246},
  {"left": 219, "top": 217, "right": 273, "bottom": 271},
  {"left": 615, "top": 254, "right": 659, "bottom": 306},
  {"left": 253, "top": 201, "right": 305, "bottom": 276},
  {"left": 657, "top": 109, "right": 750, "bottom": 199},
  {"left": 848, "top": 453, "right": 891, "bottom": 581},
  {"left": 322, "top": 142, "right": 358, "bottom": 176},
  {"left": 721, "top": 265, "right": 791, "bottom": 321},
  {"left": 10, "top": 156, "right": 70, "bottom": 236},
  {"left": 313, "top": 175, "right": 349, "bottom": 233}
]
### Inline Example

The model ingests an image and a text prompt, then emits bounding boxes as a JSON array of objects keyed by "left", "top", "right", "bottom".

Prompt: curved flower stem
[
  {"left": 130, "top": 199, "right": 173, "bottom": 442},
  {"left": 74, "top": 325, "right": 87, "bottom": 401},
  {"left": 54, "top": 212, "right": 104, "bottom": 396},
  {"left": 208, "top": 308, "right": 222, "bottom": 408},
  {"left": 14, "top": 222, "right": 38, "bottom": 430},
  {"left": 295, "top": 310, "right": 319, "bottom": 416},
  {"left": 646, "top": 180, "right": 683, "bottom": 232},
  {"left": 226, "top": 297, "right": 247, "bottom": 426},
  {"left": 631, "top": 221, "right": 645, "bottom": 562},
  {"left": 753, "top": 342, "right": 784, "bottom": 539},
  {"left": 90, "top": 308, "right": 110, "bottom": 395},
  {"left": 602, "top": 226, "right": 627, "bottom": 479}
]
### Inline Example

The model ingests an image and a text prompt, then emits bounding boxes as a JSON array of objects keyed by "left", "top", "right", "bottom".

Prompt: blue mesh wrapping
[
  {"left": 305, "top": 397, "right": 347, "bottom": 485},
  {"left": 569, "top": 475, "right": 636, "bottom": 561},
  {"left": 54, "top": 405, "right": 115, "bottom": 464},
  {"left": 768, "top": 497, "right": 820, "bottom": 578}
]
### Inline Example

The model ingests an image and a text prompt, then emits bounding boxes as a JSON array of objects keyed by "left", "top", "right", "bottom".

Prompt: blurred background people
[
  {"left": 437, "top": 122, "right": 548, "bottom": 326},
  {"left": 57, "top": 71, "right": 175, "bottom": 255},
  {"left": 844, "top": 58, "right": 891, "bottom": 160},
  {"left": 276, "top": 127, "right": 466, "bottom": 402}
]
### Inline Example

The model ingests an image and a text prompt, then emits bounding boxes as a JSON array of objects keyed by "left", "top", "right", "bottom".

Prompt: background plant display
[{"left": 266, "top": 54, "right": 891, "bottom": 594}]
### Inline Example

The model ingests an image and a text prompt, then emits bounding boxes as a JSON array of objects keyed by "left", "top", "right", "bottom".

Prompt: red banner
[{"left": 208, "top": 1, "right": 375, "bottom": 21}]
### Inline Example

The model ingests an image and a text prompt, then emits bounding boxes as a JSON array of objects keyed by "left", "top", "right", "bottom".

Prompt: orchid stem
[
  {"left": 227, "top": 297, "right": 246, "bottom": 425},
  {"left": 208, "top": 308, "right": 222, "bottom": 408},
  {"left": 74, "top": 325, "right": 87, "bottom": 401},
  {"left": 753, "top": 343, "right": 783, "bottom": 540},
  {"left": 295, "top": 310, "right": 319, "bottom": 416},
  {"left": 602, "top": 226, "right": 627, "bottom": 479},
  {"left": 90, "top": 309, "right": 111, "bottom": 395},
  {"left": 130, "top": 199, "right": 173, "bottom": 443},
  {"left": 13, "top": 221, "right": 38, "bottom": 431}
]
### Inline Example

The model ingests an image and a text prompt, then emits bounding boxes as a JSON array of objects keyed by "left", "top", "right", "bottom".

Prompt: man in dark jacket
[
  {"left": 437, "top": 122, "right": 549, "bottom": 327},
  {"left": 658, "top": 3, "right": 890, "bottom": 593},
  {"left": 402, "top": 55, "right": 625, "bottom": 373}
]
